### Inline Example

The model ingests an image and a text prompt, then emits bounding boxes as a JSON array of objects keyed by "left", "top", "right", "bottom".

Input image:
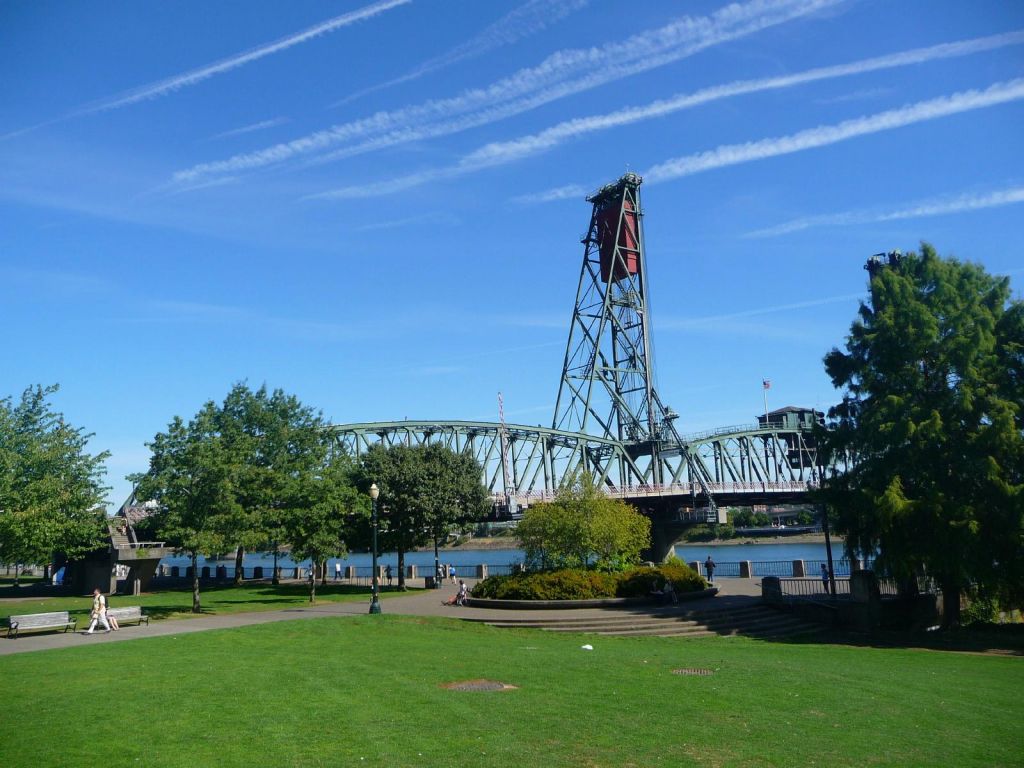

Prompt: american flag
[{"left": 762, "top": 379, "right": 771, "bottom": 390}]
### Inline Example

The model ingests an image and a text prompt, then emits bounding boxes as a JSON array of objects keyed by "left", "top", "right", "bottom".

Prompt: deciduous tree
[
  {"left": 517, "top": 475, "right": 651, "bottom": 571},
  {"left": 132, "top": 404, "right": 233, "bottom": 613},
  {"left": 0, "top": 385, "right": 108, "bottom": 584}
]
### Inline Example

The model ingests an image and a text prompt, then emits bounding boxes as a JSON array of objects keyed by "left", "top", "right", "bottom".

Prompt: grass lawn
[
  {"left": 0, "top": 581, "right": 405, "bottom": 622},
  {"left": 0, "top": 616, "right": 1020, "bottom": 767}
]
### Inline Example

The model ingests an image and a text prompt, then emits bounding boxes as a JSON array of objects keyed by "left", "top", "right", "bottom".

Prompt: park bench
[
  {"left": 6, "top": 611, "right": 77, "bottom": 639},
  {"left": 106, "top": 606, "right": 149, "bottom": 627}
]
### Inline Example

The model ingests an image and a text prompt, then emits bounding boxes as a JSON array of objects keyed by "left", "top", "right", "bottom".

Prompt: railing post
[
  {"left": 345, "top": 566, "right": 355, "bottom": 580},
  {"left": 408, "top": 565, "right": 417, "bottom": 580},
  {"left": 739, "top": 561, "right": 753, "bottom": 578},
  {"left": 477, "top": 564, "right": 487, "bottom": 579}
]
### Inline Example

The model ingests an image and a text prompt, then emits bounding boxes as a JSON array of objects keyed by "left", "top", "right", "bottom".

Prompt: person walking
[
  {"left": 334, "top": 561, "right": 342, "bottom": 581},
  {"left": 820, "top": 563, "right": 830, "bottom": 595},
  {"left": 704, "top": 555, "right": 716, "bottom": 584},
  {"left": 448, "top": 563, "right": 456, "bottom": 584},
  {"left": 385, "top": 564, "right": 393, "bottom": 587},
  {"left": 84, "top": 588, "right": 111, "bottom": 634}
]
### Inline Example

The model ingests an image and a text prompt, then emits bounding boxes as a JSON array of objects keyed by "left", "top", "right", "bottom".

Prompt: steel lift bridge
[{"left": 330, "top": 174, "right": 821, "bottom": 557}]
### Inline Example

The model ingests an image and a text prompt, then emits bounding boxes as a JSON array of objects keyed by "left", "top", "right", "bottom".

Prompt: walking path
[{"left": 0, "top": 578, "right": 762, "bottom": 657}]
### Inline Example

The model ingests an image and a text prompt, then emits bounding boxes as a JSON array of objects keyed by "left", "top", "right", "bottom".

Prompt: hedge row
[{"left": 472, "top": 563, "right": 706, "bottom": 601}]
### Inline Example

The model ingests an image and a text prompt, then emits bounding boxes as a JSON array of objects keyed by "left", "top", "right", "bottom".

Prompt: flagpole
[{"left": 762, "top": 379, "right": 769, "bottom": 425}]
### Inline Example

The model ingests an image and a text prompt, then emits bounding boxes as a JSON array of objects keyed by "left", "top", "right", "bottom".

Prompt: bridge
[{"left": 328, "top": 173, "right": 826, "bottom": 555}]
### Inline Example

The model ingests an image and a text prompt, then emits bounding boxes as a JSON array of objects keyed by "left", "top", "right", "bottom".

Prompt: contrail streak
[
  {"left": 643, "top": 78, "right": 1024, "bottom": 183},
  {"left": 1, "top": 0, "right": 411, "bottom": 139},
  {"left": 306, "top": 30, "right": 1024, "bottom": 200},
  {"left": 173, "top": 0, "right": 843, "bottom": 185},
  {"left": 747, "top": 187, "right": 1024, "bottom": 237}
]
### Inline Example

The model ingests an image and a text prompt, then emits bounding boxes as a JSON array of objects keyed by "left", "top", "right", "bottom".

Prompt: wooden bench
[
  {"left": 6, "top": 611, "right": 77, "bottom": 639},
  {"left": 106, "top": 606, "right": 149, "bottom": 627}
]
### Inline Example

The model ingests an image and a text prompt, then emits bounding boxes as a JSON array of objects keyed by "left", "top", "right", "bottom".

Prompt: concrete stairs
[
  {"left": 110, "top": 530, "right": 131, "bottom": 549},
  {"left": 468, "top": 603, "right": 821, "bottom": 640}
]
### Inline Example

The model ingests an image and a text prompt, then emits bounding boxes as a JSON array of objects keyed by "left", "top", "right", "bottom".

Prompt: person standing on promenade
[
  {"left": 704, "top": 556, "right": 716, "bottom": 584},
  {"left": 84, "top": 588, "right": 111, "bottom": 634},
  {"left": 821, "top": 563, "right": 830, "bottom": 595},
  {"left": 385, "top": 564, "right": 393, "bottom": 587}
]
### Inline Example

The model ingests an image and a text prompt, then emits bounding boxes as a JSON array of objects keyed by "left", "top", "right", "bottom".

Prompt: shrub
[
  {"left": 473, "top": 564, "right": 705, "bottom": 601},
  {"left": 616, "top": 563, "right": 706, "bottom": 597},
  {"left": 471, "top": 570, "right": 619, "bottom": 600}
]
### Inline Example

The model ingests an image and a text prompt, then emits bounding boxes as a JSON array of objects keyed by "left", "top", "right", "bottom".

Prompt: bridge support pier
[{"left": 645, "top": 521, "right": 677, "bottom": 564}]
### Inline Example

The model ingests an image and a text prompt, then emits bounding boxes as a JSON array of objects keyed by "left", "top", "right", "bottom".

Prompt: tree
[
  {"left": 517, "top": 475, "right": 651, "bottom": 571},
  {"left": 214, "top": 384, "right": 327, "bottom": 586},
  {"left": 821, "top": 245, "right": 1023, "bottom": 626},
  {"left": 283, "top": 453, "right": 365, "bottom": 603},
  {"left": 0, "top": 385, "right": 109, "bottom": 584},
  {"left": 418, "top": 443, "right": 490, "bottom": 583},
  {"left": 132, "top": 403, "right": 233, "bottom": 613},
  {"left": 358, "top": 443, "right": 489, "bottom": 590}
]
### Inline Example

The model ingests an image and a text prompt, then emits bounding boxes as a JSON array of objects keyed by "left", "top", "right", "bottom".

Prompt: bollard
[
  {"left": 739, "top": 560, "right": 753, "bottom": 578},
  {"left": 345, "top": 566, "right": 355, "bottom": 580},
  {"left": 792, "top": 560, "right": 805, "bottom": 578},
  {"left": 216, "top": 565, "right": 227, "bottom": 580},
  {"left": 293, "top": 567, "right": 301, "bottom": 580},
  {"left": 171, "top": 566, "right": 180, "bottom": 578},
  {"left": 476, "top": 564, "right": 487, "bottom": 579},
  {"left": 408, "top": 565, "right": 418, "bottom": 580},
  {"left": 201, "top": 566, "right": 211, "bottom": 579},
  {"left": 253, "top": 566, "right": 264, "bottom": 579},
  {"left": 185, "top": 566, "right": 194, "bottom": 579}
]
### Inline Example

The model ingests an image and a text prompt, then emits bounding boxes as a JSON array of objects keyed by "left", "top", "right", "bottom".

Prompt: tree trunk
[
  {"left": 191, "top": 552, "right": 201, "bottom": 613},
  {"left": 272, "top": 547, "right": 280, "bottom": 585},
  {"left": 234, "top": 546, "right": 245, "bottom": 586},
  {"left": 320, "top": 559, "right": 327, "bottom": 587},
  {"left": 942, "top": 577, "right": 961, "bottom": 628},
  {"left": 13, "top": 563, "right": 20, "bottom": 588},
  {"left": 397, "top": 547, "right": 406, "bottom": 591},
  {"left": 309, "top": 564, "right": 317, "bottom": 603}
]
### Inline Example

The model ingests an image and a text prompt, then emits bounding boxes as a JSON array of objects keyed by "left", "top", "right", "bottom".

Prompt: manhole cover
[
  {"left": 442, "top": 679, "right": 518, "bottom": 691},
  {"left": 671, "top": 668, "right": 714, "bottom": 676}
]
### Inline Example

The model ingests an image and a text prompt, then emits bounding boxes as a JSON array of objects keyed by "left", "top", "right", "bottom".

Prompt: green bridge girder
[{"left": 328, "top": 419, "right": 821, "bottom": 508}]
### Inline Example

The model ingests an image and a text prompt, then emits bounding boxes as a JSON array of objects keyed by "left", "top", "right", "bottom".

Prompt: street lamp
[{"left": 369, "top": 483, "right": 382, "bottom": 614}]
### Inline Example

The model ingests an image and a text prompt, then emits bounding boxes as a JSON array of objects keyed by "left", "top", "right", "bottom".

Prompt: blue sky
[{"left": 2, "top": 0, "right": 1022, "bottom": 510}]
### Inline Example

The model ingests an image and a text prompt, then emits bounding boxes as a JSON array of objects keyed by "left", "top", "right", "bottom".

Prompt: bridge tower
[{"left": 551, "top": 172, "right": 713, "bottom": 504}]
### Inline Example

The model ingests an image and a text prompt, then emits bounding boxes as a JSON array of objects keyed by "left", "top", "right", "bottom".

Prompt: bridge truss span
[{"left": 329, "top": 419, "right": 821, "bottom": 512}]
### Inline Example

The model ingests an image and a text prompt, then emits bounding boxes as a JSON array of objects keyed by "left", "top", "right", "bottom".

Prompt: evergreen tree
[{"left": 821, "top": 245, "right": 1023, "bottom": 626}]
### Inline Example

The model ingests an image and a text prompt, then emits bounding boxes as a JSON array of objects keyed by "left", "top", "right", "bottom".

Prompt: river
[{"left": 161, "top": 541, "right": 842, "bottom": 572}]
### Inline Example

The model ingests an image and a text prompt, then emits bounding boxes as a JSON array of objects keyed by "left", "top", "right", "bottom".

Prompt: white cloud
[
  {"left": 643, "top": 78, "right": 1024, "bottom": 183},
  {"left": 747, "top": 186, "right": 1024, "bottom": 236},
  {"left": 173, "top": 0, "right": 843, "bottom": 185}
]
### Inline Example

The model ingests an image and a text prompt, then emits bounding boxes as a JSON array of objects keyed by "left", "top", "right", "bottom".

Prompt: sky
[{"left": 2, "top": 0, "right": 1023, "bottom": 511}]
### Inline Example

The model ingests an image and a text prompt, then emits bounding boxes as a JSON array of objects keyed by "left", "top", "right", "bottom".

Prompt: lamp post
[{"left": 369, "top": 483, "right": 382, "bottom": 614}]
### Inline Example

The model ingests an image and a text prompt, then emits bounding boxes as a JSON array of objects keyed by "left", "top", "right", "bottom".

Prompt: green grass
[
  {"left": 0, "top": 582, "right": 407, "bottom": 622},
  {"left": 1, "top": 616, "right": 1020, "bottom": 767}
]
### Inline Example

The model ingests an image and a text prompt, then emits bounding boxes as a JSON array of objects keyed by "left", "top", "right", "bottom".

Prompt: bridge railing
[{"left": 497, "top": 480, "right": 816, "bottom": 506}]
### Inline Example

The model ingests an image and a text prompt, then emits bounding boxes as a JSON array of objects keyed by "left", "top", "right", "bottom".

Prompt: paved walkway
[{"left": 0, "top": 577, "right": 763, "bottom": 657}]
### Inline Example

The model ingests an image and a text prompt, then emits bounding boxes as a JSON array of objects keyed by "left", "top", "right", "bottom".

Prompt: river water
[{"left": 161, "top": 541, "right": 840, "bottom": 571}]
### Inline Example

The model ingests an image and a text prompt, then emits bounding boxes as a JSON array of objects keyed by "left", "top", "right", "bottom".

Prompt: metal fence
[{"left": 778, "top": 577, "right": 851, "bottom": 597}]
